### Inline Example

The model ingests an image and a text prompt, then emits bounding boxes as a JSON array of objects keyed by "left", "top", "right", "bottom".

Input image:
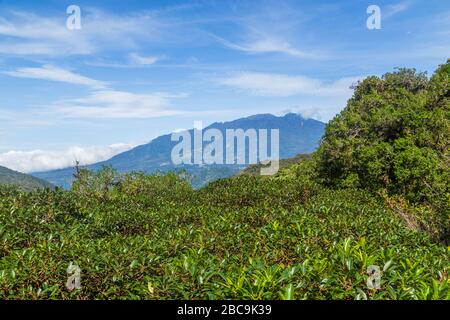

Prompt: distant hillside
[
  {"left": 33, "top": 113, "right": 325, "bottom": 188},
  {"left": 0, "top": 166, "right": 54, "bottom": 191}
]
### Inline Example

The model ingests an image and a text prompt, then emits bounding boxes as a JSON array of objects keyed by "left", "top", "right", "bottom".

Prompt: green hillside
[
  {"left": 0, "top": 166, "right": 54, "bottom": 191},
  {"left": 0, "top": 61, "right": 448, "bottom": 300}
]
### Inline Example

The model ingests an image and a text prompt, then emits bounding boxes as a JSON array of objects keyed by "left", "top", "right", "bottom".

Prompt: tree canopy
[{"left": 316, "top": 60, "right": 449, "bottom": 239}]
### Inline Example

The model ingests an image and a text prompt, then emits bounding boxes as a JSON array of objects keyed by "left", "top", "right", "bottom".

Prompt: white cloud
[
  {"left": 50, "top": 90, "right": 185, "bottom": 119},
  {"left": 218, "top": 72, "right": 362, "bottom": 97},
  {"left": 281, "top": 106, "right": 331, "bottom": 122},
  {"left": 0, "top": 12, "right": 91, "bottom": 55},
  {"left": 3, "top": 65, "right": 108, "bottom": 88},
  {"left": 0, "top": 143, "right": 138, "bottom": 173},
  {"left": 384, "top": 1, "right": 412, "bottom": 19},
  {"left": 129, "top": 53, "right": 161, "bottom": 65},
  {"left": 210, "top": 2, "right": 326, "bottom": 60},
  {"left": 0, "top": 9, "right": 163, "bottom": 56},
  {"left": 214, "top": 35, "right": 316, "bottom": 59}
]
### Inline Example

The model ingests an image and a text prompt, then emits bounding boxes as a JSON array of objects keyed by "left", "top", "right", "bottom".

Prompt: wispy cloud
[
  {"left": 85, "top": 53, "right": 164, "bottom": 68},
  {"left": 214, "top": 35, "right": 318, "bottom": 59},
  {"left": 129, "top": 53, "right": 161, "bottom": 65},
  {"left": 0, "top": 9, "right": 163, "bottom": 56},
  {"left": 384, "top": 1, "right": 413, "bottom": 19},
  {"left": 0, "top": 143, "right": 138, "bottom": 173},
  {"left": 210, "top": 1, "right": 326, "bottom": 59},
  {"left": 2, "top": 65, "right": 108, "bottom": 88},
  {"left": 49, "top": 90, "right": 185, "bottom": 119},
  {"left": 217, "top": 72, "right": 361, "bottom": 97},
  {"left": 0, "top": 11, "right": 91, "bottom": 55}
]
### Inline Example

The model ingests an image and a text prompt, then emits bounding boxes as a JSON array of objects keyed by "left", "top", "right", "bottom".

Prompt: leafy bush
[
  {"left": 72, "top": 166, "right": 193, "bottom": 206},
  {"left": 199, "top": 175, "right": 317, "bottom": 209},
  {"left": 316, "top": 60, "right": 449, "bottom": 241}
]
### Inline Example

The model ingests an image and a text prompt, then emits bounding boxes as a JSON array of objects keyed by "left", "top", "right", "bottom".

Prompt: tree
[{"left": 316, "top": 60, "right": 450, "bottom": 241}]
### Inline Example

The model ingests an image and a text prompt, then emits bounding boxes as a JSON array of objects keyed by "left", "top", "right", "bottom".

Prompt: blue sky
[{"left": 0, "top": 0, "right": 448, "bottom": 172}]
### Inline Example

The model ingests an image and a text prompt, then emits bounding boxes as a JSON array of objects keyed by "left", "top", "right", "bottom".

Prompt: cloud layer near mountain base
[{"left": 0, "top": 143, "right": 137, "bottom": 173}]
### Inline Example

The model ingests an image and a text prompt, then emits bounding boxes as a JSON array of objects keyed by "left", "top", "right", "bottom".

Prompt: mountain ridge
[{"left": 32, "top": 113, "right": 325, "bottom": 188}]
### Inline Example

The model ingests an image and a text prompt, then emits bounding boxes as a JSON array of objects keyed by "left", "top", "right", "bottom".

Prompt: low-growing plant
[{"left": 0, "top": 172, "right": 448, "bottom": 300}]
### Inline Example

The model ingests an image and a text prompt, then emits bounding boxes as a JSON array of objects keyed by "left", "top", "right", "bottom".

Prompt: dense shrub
[
  {"left": 72, "top": 166, "right": 193, "bottom": 207},
  {"left": 316, "top": 60, "right": 449, "bottom": 240},
  {"left": 198, "top": 174, "right": 317, "bottom": 209}
]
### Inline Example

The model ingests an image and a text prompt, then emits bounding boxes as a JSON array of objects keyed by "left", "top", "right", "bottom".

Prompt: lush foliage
[
  {"left": 316, "top": 61, "right": 449, "bottom": 241},
  {"left": 0, "top": 169, "right": 448, "bottom": 300}
]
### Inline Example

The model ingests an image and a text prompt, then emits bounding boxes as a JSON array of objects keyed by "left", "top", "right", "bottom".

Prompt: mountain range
[{"left": 32, "top": 113, "right": 325, "bottom": 188}]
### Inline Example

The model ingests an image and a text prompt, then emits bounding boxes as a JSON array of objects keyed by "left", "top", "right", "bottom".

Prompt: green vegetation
[
  {"left": 0, "top": 61, "right": 448, "bottom": 300},
  {"left": 0, "top": 166, "right": 54, "bottom": 192},
  {"left": 0, "top": 170, "right": 448, "bottom": 299},
  {"left": 316, "top": 60, "right": 449, "bottom": 242},
  {"left": 238, "top": 154, "right": 312, "bottom": 177}
]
